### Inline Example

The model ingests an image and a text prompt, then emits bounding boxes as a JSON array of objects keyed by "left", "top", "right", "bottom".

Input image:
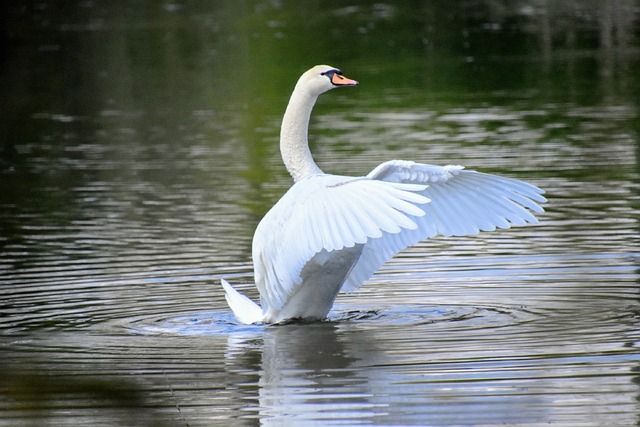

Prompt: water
[{"left": 1, "top": 2, "right": 640, "bottom": 426}]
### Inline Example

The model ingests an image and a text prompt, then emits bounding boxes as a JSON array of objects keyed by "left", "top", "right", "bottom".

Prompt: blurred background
[{"left": 1, "top": 1, "right": 639, "bottom": 426}]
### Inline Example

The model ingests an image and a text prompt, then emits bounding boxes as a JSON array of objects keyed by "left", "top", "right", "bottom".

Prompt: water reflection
[
  {"left": 1, "top": 0, "right": 640, "bottom": 426},
  {"left": 255, "top": 323, "right": 388, "bottom": 424},
  {"left": 218, "top": 260, "right": 640, "bottom": 425}
]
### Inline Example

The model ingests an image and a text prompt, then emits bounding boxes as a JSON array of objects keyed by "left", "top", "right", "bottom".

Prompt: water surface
[{"left": 1, "top": 2, "right": 639, "bottom": 426}]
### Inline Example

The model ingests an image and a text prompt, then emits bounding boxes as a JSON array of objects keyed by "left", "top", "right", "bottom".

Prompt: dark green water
[{"left": 1, "top": 2, "right": 639, "bottom": 426}]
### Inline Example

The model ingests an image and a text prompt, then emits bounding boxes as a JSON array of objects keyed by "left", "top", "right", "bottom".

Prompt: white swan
[{"left": 222, "top": 65, "right": 546, "bottom": 324}]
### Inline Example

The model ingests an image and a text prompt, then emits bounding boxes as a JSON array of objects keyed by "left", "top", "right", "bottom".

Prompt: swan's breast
[{"left": 263, "top": 244, "right": 364, "bottom": 323}]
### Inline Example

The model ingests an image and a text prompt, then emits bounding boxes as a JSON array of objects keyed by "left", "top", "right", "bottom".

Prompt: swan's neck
[{"left": 280, "top": 87, "right": 324, "bottom": 182}]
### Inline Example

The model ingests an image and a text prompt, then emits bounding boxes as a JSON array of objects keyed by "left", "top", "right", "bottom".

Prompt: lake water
[{"left": 1, "top": 2, "right": 639, "bottom": 426}]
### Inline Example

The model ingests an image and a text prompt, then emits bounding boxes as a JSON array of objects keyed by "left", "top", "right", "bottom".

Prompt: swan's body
[{"left": 222, "top": 65, "right": 546, "bottom": 324}]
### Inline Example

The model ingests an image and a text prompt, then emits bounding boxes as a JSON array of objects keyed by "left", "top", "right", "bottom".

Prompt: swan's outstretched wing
[
  {"left": 341, "top": 159, "right": 547, "bottom": 292},
  {"left": 252, "top": 174, "right": 430, "bottom": 311}
]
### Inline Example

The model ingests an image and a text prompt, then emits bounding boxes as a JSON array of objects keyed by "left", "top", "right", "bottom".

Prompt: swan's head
[{"left": 296, "top": 65, "right": 358, "bottom": 96}]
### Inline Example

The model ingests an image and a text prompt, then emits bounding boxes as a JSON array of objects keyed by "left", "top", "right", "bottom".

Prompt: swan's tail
[{"left": 221, "top": 279, "right": 264, "bottom": 324}]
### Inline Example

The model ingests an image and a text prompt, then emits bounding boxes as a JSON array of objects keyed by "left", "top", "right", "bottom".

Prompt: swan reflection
[{"left": 224, "top": 319, "right": 549, "bottom": 425}]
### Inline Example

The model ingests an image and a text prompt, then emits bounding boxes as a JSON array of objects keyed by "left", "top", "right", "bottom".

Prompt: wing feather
[
  {"left": 252, "top": 174, "right": 429, "bottom": 310},
  {"left": 340, "top": 160, "right": 546, "bottom": 293}
]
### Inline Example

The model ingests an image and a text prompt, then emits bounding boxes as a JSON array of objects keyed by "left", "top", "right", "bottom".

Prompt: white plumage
[{"left": 222, "top": 65, "right": 546, "bottom": 324}]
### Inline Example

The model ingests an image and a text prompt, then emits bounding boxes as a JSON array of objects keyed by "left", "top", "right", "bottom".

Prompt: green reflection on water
[
  {"left": 0, "top": 3, "right": 639, "bottom": 425},
  {"left": 0, "top": 1, "right": 638, "bottom": 262}
]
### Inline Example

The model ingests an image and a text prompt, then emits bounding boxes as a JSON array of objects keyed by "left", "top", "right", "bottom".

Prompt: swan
[{"left": 222, "top": 65, "right": 546, "bottom": 324}]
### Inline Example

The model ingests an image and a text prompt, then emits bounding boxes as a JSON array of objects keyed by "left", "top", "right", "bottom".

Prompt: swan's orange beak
[{"left": 331, "top": 73, "right": 358, "bottom": 86}]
